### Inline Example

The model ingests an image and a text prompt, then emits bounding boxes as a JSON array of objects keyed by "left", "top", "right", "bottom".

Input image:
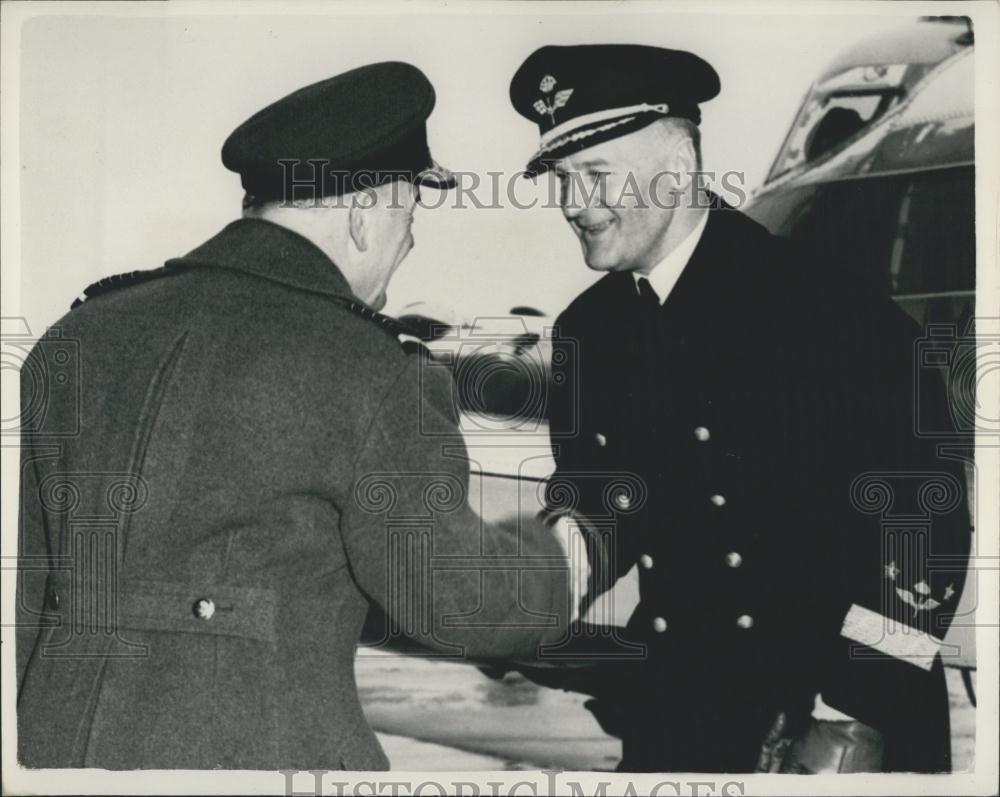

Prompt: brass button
[
  {"left": 736, "top": 614, "right": 754, "bottom": 629},
  {"left": 639, "top": 554, "right": 654, "bottom": 570},
  {"left": 710, "top": 494, "right": 727, "bottom": 507},
  {"left": 652, "top": 617, "right": 668, "bottom": 633},
  {"left": 725, "top": 552, "right": 743, "bottom": 568},
  {"left": 595, "top": 432, "right": 607, "bottom": 447},
  {"left": 694, "top": 426, "right": 711, "bottom": 442},
  {"left": 614, "top": 493, "right": 632, "bottom": 510},
  {"left": 193, "top": 598, "right": 216, "bottom": 621}
]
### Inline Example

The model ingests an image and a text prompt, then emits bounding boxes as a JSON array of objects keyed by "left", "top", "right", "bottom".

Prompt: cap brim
[{"left": 415, "top": 158, "right": 457, "bottom": 190}]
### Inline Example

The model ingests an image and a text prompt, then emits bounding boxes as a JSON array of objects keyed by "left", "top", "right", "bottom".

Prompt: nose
[
  {"left": 562, "top": 199, "right": 584, "bottom": 222},
  {"left": 560, "top": 180, "right": 588, "bottom": 222},
  {"left": 559, "top": 173, "right": 604, "bottom": 222}
]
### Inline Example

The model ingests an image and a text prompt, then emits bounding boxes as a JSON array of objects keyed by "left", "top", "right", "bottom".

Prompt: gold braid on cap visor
[{"left": 533, "top": 102, "right": 670, "bottom": 159}]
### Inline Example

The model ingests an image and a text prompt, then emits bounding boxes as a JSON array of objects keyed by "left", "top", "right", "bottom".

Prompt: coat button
[
  {"left": 652, "top": 617, "right": 668, "bottom": 633},
  {"left": 639, "top": 554, "right": 654, "bottom": 570},
  {"left": 725, "top": 552, "right": 743, "bottom": 568},
  {"left": 694, "top": 426, "right": 711, "bottom": 442},
  {"left": 47, "top": 587, "right": 60, "bottom": 609},
  {"left": 736, "top": 614, "right": 754, "bottom": 629},
  {"left": 193, "top": 598, "right": 216, "bottom": 620},
  {"left": 614, "top": 493, "right": 632, "bottom": 510},
  {"left": 710, "top": 494, "right": 727, "bottom": 507},
  {"left": 595, "top": 432, "right": 607, "bottom": 447}
]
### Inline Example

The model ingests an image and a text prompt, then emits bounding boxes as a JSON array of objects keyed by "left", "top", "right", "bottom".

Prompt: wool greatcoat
[
  {"left": 539, "top": 201, "right": 971, "bottom": 772},
  {"left": 16, "top": 218, "right": 572, "bottom": 770}
]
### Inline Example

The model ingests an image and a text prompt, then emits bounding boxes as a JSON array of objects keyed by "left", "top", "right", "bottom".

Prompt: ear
[
  {"left": 348, "top": 200, "right": 369, "bottom": 253},
  {"left": 672, "top": 137, "right": 698, "bottom": 189}
]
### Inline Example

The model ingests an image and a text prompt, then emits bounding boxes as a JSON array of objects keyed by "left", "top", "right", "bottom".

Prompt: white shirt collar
[{"left": 632, "top": 209, "right": 709, "bottom": 304}]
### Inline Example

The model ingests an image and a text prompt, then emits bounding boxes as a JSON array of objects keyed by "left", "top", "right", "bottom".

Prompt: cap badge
[{"left": 533, "top": 75, "right": 574, "bottom": 124}]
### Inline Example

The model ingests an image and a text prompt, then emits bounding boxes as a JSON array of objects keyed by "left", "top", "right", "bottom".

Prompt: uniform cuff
[{"left": 840, "top": 603, "right": 944, "bottom": 671}]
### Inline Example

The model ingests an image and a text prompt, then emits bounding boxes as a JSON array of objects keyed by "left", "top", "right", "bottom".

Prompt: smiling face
[{"left": 555, "top": 120, "right": 694, "bottom": 274}]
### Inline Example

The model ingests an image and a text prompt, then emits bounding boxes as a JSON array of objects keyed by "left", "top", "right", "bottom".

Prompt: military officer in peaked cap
[
  {"left": 509, "top": 44, "right": 970, "bottom": 773},
  {"left": 17, "top": 61, "right": 584, "bottom": 770}
]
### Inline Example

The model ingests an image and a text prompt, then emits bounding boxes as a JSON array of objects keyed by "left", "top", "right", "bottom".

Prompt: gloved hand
[
  {"left": 755, "top": 712, "right": 885, "bottom": 773},
  {"left": 781, "top": 717, "right": 885, "bottom": 773}
]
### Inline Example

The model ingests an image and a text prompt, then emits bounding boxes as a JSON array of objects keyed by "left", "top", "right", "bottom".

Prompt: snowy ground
[{"left": 357, "top": 651, "right": 976, "bottom": 772}]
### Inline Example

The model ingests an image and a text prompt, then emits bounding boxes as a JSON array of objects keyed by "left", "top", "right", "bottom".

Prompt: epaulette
[
  {"left": 330, "top": 296, "right": 430, "bottom": 357},
  {"left": 71, "top": 264, "right": 183, "bottom": 309},
  {"left": 71, "top": 265, "right": 430, "bottom": 356}
]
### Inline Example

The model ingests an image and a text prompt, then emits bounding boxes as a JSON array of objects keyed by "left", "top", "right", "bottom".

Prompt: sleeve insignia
[{"left": 884, "top": 560, "right": 957, "bottom": 615}]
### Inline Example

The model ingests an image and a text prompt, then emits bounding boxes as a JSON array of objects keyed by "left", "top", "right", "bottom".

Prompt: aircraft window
[
  {"left": 770, "top": 90, "right": 900, "bottom": 179},
  {"left": 804, "top": 96, "right": 881, "bottom": 161},
  {"left": 765, "top": 61, "right": 931, "bottom": 182}
]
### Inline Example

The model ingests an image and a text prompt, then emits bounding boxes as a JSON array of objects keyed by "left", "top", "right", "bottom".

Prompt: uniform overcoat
[
  {"left": 17, "top": 218, "right": 571, "bottom": 770},
  {"left": 542, "top": 202, "right": 971, "bottom": 772}
]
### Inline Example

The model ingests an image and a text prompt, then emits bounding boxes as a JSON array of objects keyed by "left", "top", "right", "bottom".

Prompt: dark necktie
[
  {"left": 634, "top": 276, "right": 666, "bottom": 440},
  {"left": 634, "top": 277, "right": 662, "bottom": 374},
  {"left": 636, "top": 277, "right": 661, "bottom": 318}
]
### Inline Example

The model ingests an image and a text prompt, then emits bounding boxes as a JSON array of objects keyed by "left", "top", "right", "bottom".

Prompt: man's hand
[
  {"left": 550, "top": 514, "right": 590, "bottom": 623},
  {"left": 755, "top": 712, "right": 885, "bottom": 773}
]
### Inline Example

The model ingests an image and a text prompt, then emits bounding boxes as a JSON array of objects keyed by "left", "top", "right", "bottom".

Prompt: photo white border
[{"left": 2, "top": 1, "right": 997, "bottom": 794}]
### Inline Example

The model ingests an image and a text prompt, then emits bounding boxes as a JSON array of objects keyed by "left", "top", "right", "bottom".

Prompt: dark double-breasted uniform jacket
[
  {"left": 543, "top": 203, "right": 971, "bottom": 772},
  {"left": 16, "top": 219, "right": 572, "bottom": 770}
]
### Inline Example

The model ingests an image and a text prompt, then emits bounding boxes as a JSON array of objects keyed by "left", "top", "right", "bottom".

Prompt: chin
[{"left": 582, "top": 249, "right": 624, "bottom": 272}]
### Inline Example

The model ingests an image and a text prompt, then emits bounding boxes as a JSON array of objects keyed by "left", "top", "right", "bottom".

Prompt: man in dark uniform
[
  {"left": 16, "top": 61, "right": 583, "bottom": 770},
  {"left": 509, "top": 45, "right": 971, "bottom": 773}
]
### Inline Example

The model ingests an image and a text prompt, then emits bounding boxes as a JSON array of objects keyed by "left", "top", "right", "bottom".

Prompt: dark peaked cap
[
  {"left": 222, "top": 61, "right": 456, "bottom": 201},
  {"left": 510, "top": 44, "right": 720, "bottom": 176}
]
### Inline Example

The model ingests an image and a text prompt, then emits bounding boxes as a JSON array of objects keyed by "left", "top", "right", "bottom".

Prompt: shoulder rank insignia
[
  {"left": 331, "top": 297, "right": 429, "bottom": 357},
  {"left": 71, "top": 265, "right": 182, "bottom": 310}
]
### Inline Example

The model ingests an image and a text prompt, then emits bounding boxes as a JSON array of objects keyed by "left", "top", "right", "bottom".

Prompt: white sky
[{"left": 14, "top": 4, "right": 918, "bottom": 334}]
